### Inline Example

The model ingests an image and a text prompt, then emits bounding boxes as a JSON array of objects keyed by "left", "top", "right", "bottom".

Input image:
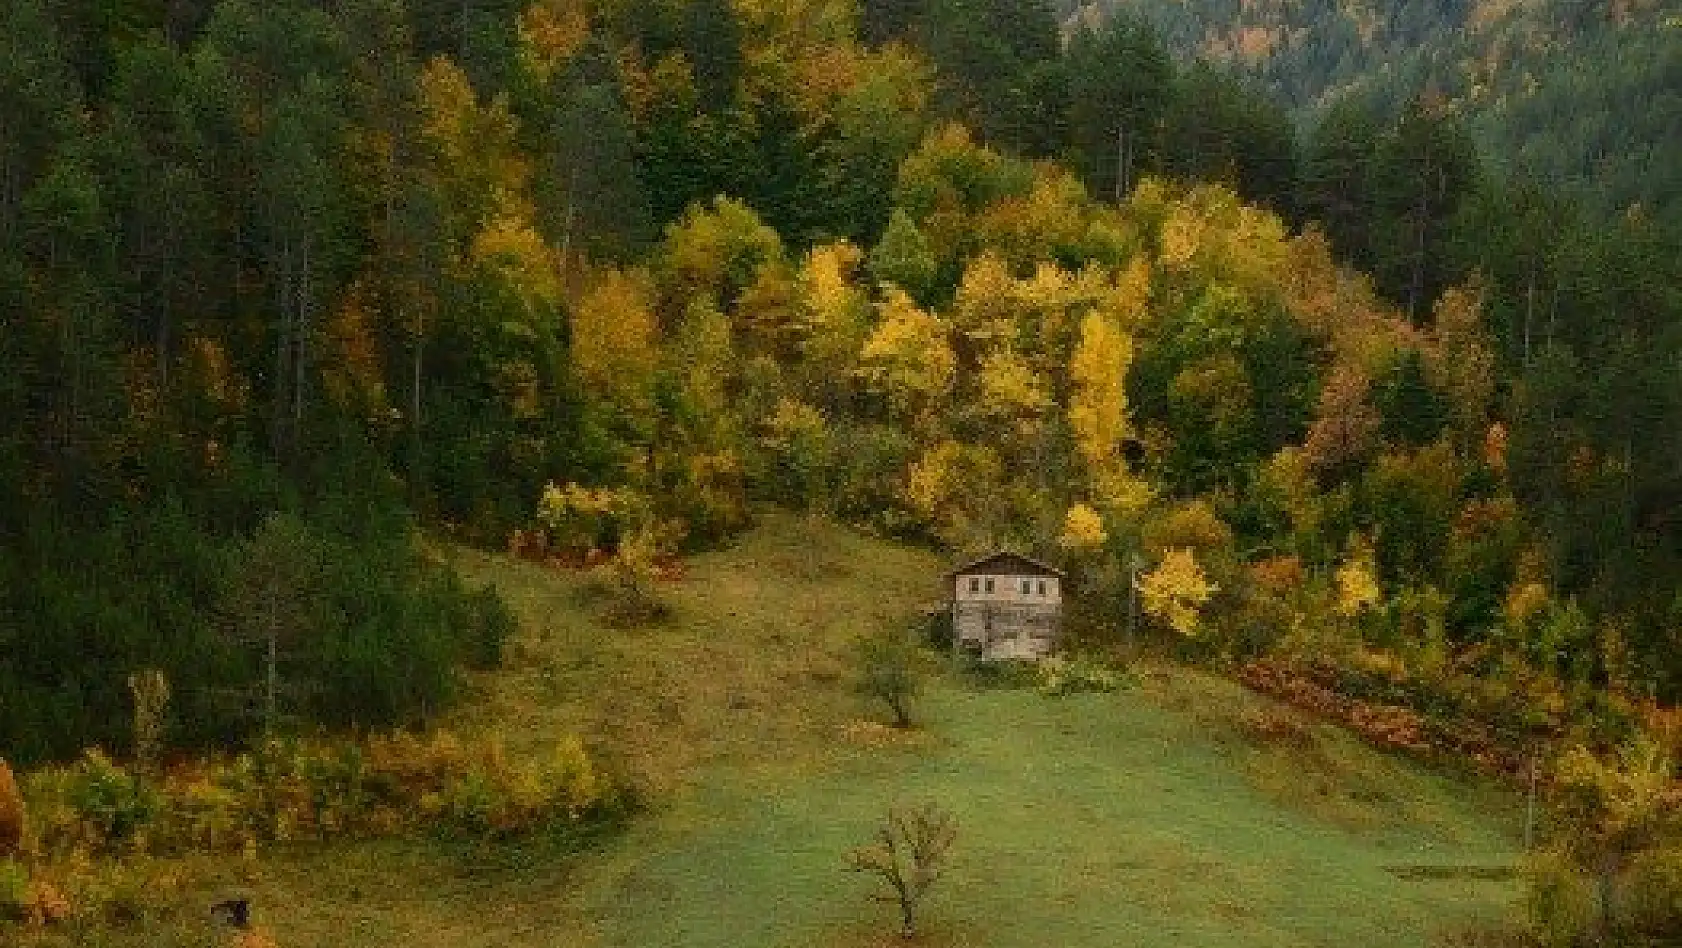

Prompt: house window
[
  {"left": 968, "top": 577, "right": 980, "bottom": 593},
  {"left": 984, "top": 578, "right": 995, "bottom": 593},
  {"left": 1020, "top": 579, "right": 1031, "bottom": 595},
  {"left": 1037, "top": 580, "right": 1047, "bottom": 596}
]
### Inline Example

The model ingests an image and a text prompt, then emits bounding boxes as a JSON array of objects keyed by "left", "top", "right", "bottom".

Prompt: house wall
[
  {"left": 952, "top": 573, "right": 1060, "bottom": 605},
  {"left": 952, "top": 571, "right": 1062, "bottom": 661}
]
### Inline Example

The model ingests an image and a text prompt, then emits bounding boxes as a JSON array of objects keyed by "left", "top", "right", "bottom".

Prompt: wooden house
[{"left": 948, "top": 552, "right": 1064, "bottom": 661}]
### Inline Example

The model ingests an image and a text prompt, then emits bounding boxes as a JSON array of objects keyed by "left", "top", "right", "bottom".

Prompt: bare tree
[{"left": 844, "top": 803, "right": 958, "bottom": 939}]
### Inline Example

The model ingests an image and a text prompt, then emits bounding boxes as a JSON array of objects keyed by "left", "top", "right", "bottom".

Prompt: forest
[
  {"left": 1, "top": 0, "right": 1680, "bottom": 847},
  {"left": 2, "top": 0, "right": 1681, "bottom": 942},
  {"left": 1073, "top": 0, "right": 1682, "bottom": 227}
]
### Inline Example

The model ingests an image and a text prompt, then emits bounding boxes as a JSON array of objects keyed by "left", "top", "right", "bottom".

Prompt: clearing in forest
[{"left": 184, "top": 513, "right": 1522, "bottom": 946}]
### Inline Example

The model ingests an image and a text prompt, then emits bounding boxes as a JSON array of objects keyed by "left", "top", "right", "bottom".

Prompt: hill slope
[
  {"left": 1068, "top": 0, "right": 1682, "bottom": 221},
  {"left": 217, "top": 513, "right": 1521, "bottom": 948}
]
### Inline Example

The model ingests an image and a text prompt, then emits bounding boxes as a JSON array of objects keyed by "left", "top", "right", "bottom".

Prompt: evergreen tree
[
  {"left": 536, "top": 38, "right": 651, "bottom": 262},
  {"left": 1063, "top": 16, "right": 1173, "bottom": 202}
]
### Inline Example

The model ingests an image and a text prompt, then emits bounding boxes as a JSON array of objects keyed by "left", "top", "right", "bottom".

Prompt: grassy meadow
[{"left": 39, "top": 512, "right": 1522, "bottom": 946}]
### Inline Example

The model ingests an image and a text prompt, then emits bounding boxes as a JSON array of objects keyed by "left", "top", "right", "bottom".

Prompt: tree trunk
[
  {"left": 1596, "top": 851, "right": 1621, "bottom": 939},
  {"left": 265, "top": 585, "right": 279, "bottom": 735},
  {"left": 890, "top": 694, "right": 911, "bottom": 729},
  {"left": 294, "top": 235, "right": 312, "bottom": 442}
]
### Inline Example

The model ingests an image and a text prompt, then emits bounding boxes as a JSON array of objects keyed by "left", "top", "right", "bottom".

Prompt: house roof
[{"left": 947, "top": 550, "right": 1065, "bottom": 579}]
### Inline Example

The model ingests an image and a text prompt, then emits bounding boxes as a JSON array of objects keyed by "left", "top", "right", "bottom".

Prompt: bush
[
  {"left": 1626, "top": 847, "right": 1682, "bottom": 938},
  {"left": 64, "top": 751, "right": 161, "bottom": 852},
  {"left": 434, "top": 737, "right": 608, "bottom": 839},
  {"left": 0, "top": 759, "right": 23, "bottom": 858},
  {"left": 855, "top": 631, "right": 924, "bottom": 728},
  {"left": 423, "top": 575, "right": 515, "bottom": 671},
  {"left": 1524, "top": 848, "right": 1598, "bottom": 948},
  {"left": 957, "top": 656, "right": 1041, "bottom": 690},
  {"left": 1037, "top": 654, "right": 1125, "bottom": 696},
  {"left": 18, "top": 730, "right": 621, "bottom": 859},
  {"left": 0, "top": 859, "right": 27, "bottom": 921}
]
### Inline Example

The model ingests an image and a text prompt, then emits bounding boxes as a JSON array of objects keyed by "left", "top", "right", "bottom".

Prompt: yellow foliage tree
[
  {"left": 859, "top": 288, "right": 955, "bottom": 423},
  {"left": 671, "top": 296, "right": 735, "bottom": 441},
  {"left": 1505, "top": 581, "right": 1550, "bottom": 628},
  {"left": 1335, "top": 537, "right": 1383, "bottom": 617},
  {"left": 1059, "top": 503, "right": 1108, "bottom": 551},
  {"left": 976, "top": 349, "right": 1049, "bottom": 434},
  {"left": 418, "top": 57, "right": 526, "bottom": 239},
  {"left": 1138, "top": 548, "right": 1217, "bottom": 637},
  {"left": 1093, "top": 466, "right": 1155, "bottom": 517},
  {"left": 974, "top": 166, "right": 1090, "bottom": 269},
  {"left": 951, "top": 251, "right": 1017, "bottom": 347},
  {"left": 1425, "top": 278, "right": 1496, "bottom": 439},
  {"left": 800, "top": 241, "right": 866, "bottom": 332},
  {"left": 517, "top": 0, "right": 589, "bottom": 83},
  {"left": 904, "top": 439, "right": 964, "bottom": 526},
  {"left": 661, "top": 196, "right": 785, "bottom": 307},
  {"left": 1257, "top": 447, "right": 1326, "bottom": 552},
  {"left": 1068, "top": 310, "right": 1133, "bottom": 471},
  {"left": 894, "top": 123, "right": 1025, "bottom": 263},
  {"left": 1106, "top": 256, "right": 1153, "bottom": 330},
  {"left": 788, "top": 241, "right": 870, "bottom": 409},
  {"left": 1153, "top": 184, "right": 1288, "bottom": 299},
  {"left": 571, "top": 268, "right": 658, "bottom": 412},
  {"left": 903, "top": 440, "right": 1002, "bottom": 546},
  {"left": 1143, "top": 500, "right": 1234, "bottom": 558},
  {"left": 736, "top": 258, "right": 801, "bottom": 357},
  {"left": 760, "top": 396, "right": 832, "bottom": 509},
  {"left": 1157, "top": 201, "right": 1205, "bottom": 271},
  {"left": 472, "top": 210, "right": 563, "bottom": 311}
]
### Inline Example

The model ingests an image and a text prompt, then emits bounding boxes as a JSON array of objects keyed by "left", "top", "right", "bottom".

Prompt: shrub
[
  {"left": 957, "top": 656, "right": 1041, "bottom": 690},
  {"left": 17, "top": 730, "right": 620, "bottom": 863},
  {"left": 0, "top": 859, "right": 27, "bottom": 921},
  {"left": 0, "top": 759, "right": 23, "bottom": 858},
  {"left": 422, "top": 574, "right": 515, "bottom": 671},
  {"left": 536, "top": 483, "right": 655, "bottom": 557},
  {"left": 64, "top": 751, "right": 160, "bottom": 852},
  {"left": 0, "top": 859, "right": 70, "bottom": 928},
  {"left": 593, "top": 525, "right": 674, "bottom": 627},
  {"left": 1626, "top": 846, "right": 1682, "bottom": 938},
  {"left": 1037, "top": 654, "right": 1124, "bottom": 696},
  {"left": 1523, "top": 848, "right": 1597, "bottom": 948},
  {"left": 1236, "top": 706, "right": 1316, "bottom": 750},
  {"left": 855, "top": 631, "right": 923, "bottom": 728}
]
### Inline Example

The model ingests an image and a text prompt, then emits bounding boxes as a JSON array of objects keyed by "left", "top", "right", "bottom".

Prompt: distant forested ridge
[
  {"left": 1, "top": 0, "right": 1677, "bottom": 766},
  {"left": 1061, "top": 0, "right": 1682, "bottom": 225}
]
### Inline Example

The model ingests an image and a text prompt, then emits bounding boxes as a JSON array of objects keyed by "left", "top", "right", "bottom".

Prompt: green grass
[
  {"left": 578, "top": 681, "right": 1518, "bottom": 948},
  {"left": 42, "top": 511, "right": 1521, "bottom": 946}
]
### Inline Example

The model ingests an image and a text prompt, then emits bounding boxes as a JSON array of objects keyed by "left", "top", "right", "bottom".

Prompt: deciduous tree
[
  {"left": 1138, "top": 548, "right": 1216, "bottom": 637},
  {"left": 844, "top": 802, "right": 958, "bottom": 939}
]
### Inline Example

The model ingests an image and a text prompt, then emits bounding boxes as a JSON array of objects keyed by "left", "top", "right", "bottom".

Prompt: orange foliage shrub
[
  {"left": 1249, "top": 555, "right": 1305, "bottom": 596},
  {"left": 1237, "top": 706, "right": 1314, "bottom": 750},
  {"left": 0, "top": 758, "right": 23, "bottom": 858},
  {"left": 25, "top": 880, "right": 70, "bottom": 927},
  {"left": 231, "top": 927, "right": 281, "bottom": 948}
]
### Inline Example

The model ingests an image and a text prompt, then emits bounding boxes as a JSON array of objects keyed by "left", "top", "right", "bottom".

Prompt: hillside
[
  {"left": 3, "top": 0, "right": 1678, "bottom": 942},
  {"left": 21, "top": 514, "right": 1520, "bottom": 947},
  {"left": 1067, "top": 0, "right": 1682, "bottom": 221}
]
